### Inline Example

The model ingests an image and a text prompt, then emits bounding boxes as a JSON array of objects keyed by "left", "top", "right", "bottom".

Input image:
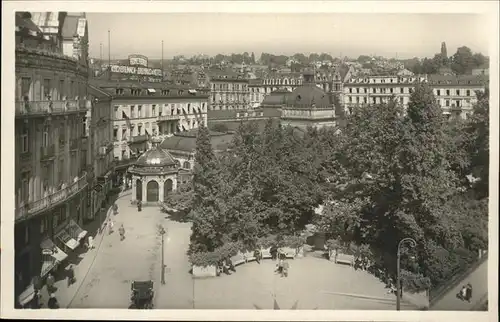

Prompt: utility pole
[{"left": 158, "top": 225, "right": 166, "bottom": 285}]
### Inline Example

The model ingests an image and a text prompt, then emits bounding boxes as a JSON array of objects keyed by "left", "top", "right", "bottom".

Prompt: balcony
[
  {"left": 40, "top": 145, "right": 56, "bottom": 161},
  {"left": 157, "top": 114, "right": 181, "bottom": 122},
  {"left": 15, "top": 100, "right": 89, "bottom": 116},
  {"left": 19, "top": 151, "right": 32, "bottom": 163},
  {"left": 15, "top": 172, "right": 88, "bottom": 222}
]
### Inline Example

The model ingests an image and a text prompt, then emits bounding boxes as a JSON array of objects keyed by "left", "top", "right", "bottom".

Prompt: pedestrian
[
  {"left": 67, "top": 264, "right": 76, "bottom": 287},
  {"left": 465, "top": 283, "right": 473, "bottom": 302},
  {"left": 270, "top": 245, "right": 278, "bottom": 261},
  {"left": 275, "top": 258, "right": 284, "bottom": 274},
  {"left": 31, "top": 290, "right": 41, "bottom": 309},
  {"left": 460, "top": 285, "right": 467, "bottom": 300},
  {"left": 254, "top": 248, "right": 262, "bottom": 264},
  {"left": 87, "top": 235, "right": 95, "bottom": 250},
  {"left": 47, "top": 293, "right": 59, "bottom": 309},
  {"left": 226, "top": 257, "right": 236, "bottom": 273},
  {"left": 282, "top": 260, "right": 289, "bottom": 277},
  {"left": 119, "top": 224, "right": 126, "bottom": 241},
  {"left": 46, "top": 273, "right": 55, "bottom": 293},
  {"left": 113, "top": 203, "right": 118, "bottom": 215},
  {"left": 108, "top": 219, "right": 114, "bottom": 235},
  {"left": 137, "top": 200, "right": 142, "bottom": 212}
]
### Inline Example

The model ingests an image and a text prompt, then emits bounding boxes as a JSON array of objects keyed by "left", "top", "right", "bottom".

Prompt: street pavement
[
  {"left": 430, "top": 257, "right": 488, "bottom": 311},
  {"left": 68, "top": 192, "right": 165, "bottom": 308},
  {"left": 48, "top": 193, "right": 423, "bottom": 310}
]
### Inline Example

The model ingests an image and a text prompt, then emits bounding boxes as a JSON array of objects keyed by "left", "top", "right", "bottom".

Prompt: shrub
[{"left": 188, "top": 241, "right": 242, "bottom": 267}]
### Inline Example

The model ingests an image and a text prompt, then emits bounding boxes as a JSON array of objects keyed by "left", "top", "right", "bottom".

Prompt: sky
[{"left": 86, "top": 13, "right": 490, "bottom": 60}]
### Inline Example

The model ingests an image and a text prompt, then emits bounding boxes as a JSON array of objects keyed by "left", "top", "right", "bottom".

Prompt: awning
[
  {"left": 67, "top": 220, "right": 88, "bottom": 242},
  {"left": 18, "top": 284, "right": 35, "bottom": 306},
  {"left": 40, "top": 238, "right": 68, "bottom": 276},
  {"left": 147, "top": 88, "right": 156, "bottom": 93},
  {"left": 56, "top": 229, "right": 79, "bottom": 250},
  {"left": 188, "top": 89, "right": 197, "bottom": 94}
]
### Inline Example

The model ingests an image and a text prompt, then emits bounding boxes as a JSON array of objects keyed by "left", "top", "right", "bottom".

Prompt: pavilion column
[
  {"left": 158, "top": 178, "right": 164, "bottom": 203},
  {"left": 172, "top": 176, "right": 178, "bottom": 192},
  {"left": 131, "top": 176, "right": 137, "bottom": 202},
  {"left": 142, "top": 179, "right": 147, "bottom": 202}
]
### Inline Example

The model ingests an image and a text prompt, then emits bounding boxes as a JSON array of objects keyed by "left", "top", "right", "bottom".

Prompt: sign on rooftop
[
  {"left": 128, "top": 54, "right": 148, "bottom": 67},
  {"left": 110, "top": 65, "right": 162, "bottom": 77}
]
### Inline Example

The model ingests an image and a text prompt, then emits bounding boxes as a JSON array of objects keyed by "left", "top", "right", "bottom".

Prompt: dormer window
[{"left": 115, "top": 88, "right": 124, "bottom": 95}]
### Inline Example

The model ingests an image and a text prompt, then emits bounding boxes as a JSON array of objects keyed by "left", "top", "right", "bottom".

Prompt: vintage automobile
[{"left": 129, "top": 280, "right": 154, "bottom": 309}]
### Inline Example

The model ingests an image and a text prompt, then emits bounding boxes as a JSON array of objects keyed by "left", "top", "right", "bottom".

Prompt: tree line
[{"left": 182, "top": 83, "right": 488, "bottom": 290}]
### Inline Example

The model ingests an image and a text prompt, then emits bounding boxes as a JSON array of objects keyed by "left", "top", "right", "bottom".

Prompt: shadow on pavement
[{"left": 162, "top": 209, "right": 191, "bottom": 223}]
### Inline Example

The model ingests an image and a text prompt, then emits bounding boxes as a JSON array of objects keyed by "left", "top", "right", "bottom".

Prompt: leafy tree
[
  {"left": 211, "top": 123, "right": 229, "bottom": 133},
  {"left": 251, "top": 52, "right": 255, "bottom": 64},
  {"left": 189, "top": 124, "right": 226, "bottom": 254},
  {"left": 357, "top": 55, "right": 372, "bottom": 63},
  {"left": 451, "top": 46, "right": 474, "bottom": 75}
]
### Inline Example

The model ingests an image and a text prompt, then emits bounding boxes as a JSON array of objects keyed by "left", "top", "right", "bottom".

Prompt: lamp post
[
  {"left": 396, "top": 237, "right": 417, "bottom": 311},
  {"left": 158, "top": 225, "right": 166, "bottom": 285}
]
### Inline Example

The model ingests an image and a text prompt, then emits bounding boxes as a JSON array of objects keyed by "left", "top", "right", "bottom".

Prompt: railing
[
  {"left": 15, "top": 100, "right": 89, "bottom": 116},
  {"left": 158, "top": 114, "right": 181, "bottom": 121},
  {"left": 40, "top": 145, "right": 56, "bottom": 160},
  {"left": 15, "top": 172, "right": 88, "bottom": 222}
]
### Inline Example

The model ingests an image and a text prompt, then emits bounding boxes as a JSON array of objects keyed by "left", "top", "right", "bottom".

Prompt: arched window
[{"left": 183, "top": 161, "right": 191, "bottom": 169}]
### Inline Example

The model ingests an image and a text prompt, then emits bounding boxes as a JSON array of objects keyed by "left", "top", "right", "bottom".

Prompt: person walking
[
  {"left": 108, "top": 219, "right": 114, "bottom": 235},
  {"left": 46, "top": 273, "right": 56, "bottom": 293},
  {"left": 47, "top": 293, "right": 59, "bottom": 309},
  {"left": 67, "top": 264, "right": 76, "bottom": 287},
  {"left": 119, "top": 224, "right": 126, "bottom": 241},
  {"left": 254, "top": 248, "right": 262, "bottom": 264},
  {"left": 282, "top": 260, "right": 290, "bottom": 277},
  {"left": 87, "top": 235, "right": 95, "bottom": 250},
  {"left": 465, "top": 283, "right": 473, "bottom": 302}
]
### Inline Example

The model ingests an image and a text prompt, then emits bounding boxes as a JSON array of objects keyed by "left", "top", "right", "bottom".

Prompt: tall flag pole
[{"left": 108, "top": 29, "right": 111, "bottom": 80}]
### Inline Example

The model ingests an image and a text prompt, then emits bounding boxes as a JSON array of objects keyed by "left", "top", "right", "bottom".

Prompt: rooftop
[{"left": 160, "top": 128, "right": 234, "bottom": 153}]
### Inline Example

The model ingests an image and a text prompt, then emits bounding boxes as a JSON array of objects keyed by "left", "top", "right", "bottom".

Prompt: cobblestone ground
[{"left": 69, "top": 196, "right": 166, "bottom": 308}]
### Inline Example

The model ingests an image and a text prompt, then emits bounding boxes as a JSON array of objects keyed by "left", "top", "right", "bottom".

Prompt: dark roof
[
  {"left": 61, "top": 15, "right": 79, "bottom": 39},
  {"left": 160, "top": 128, "right": 234, "bottom": 153},
  {"left": 15, "top": 13, "right": 42, "bottom": 33},
  {"left": 285, "top": 84, "right": 331, "bottom": 109},
  {"left": 134, "top": 145, "right": 177, "bottom": 167},
  {"left": 261, "top": 89, "right": 289, "bottom": 106},
  {"left": 87, "top": 84, "right": 112, "bottom": 99},
  {"left": 427, "top": 74, "right": 488, "bottom": 86}
]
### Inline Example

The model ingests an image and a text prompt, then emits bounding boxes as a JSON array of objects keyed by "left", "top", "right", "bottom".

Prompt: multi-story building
[
  {"left": 343, "top": 75, "right": 429, "bottom": 113},
  {"left": 207, "top": 70, "right": 251, "bottom": 110},
  {"left": 85, "top": 85, "right": 115, "bottom": 221},
  {"left": 427, "top": 74, "right": 488, "bottom": 118},
  {"left": 15, "top": 12, "right": 90, "bottom": 306},
  {"left": 342, "top": 74, "right": 487, "bottom": 118}
]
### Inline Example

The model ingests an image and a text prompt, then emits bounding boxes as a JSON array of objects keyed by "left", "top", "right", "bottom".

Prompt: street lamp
[
  {"left": 396, "top": 237, "right": 417, "bottom": 311},
  {"left": 158, "top": 225, "right": 166, "bottom": 285}
]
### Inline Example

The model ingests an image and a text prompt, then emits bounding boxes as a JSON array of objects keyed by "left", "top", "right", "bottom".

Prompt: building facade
[
  {"left": 85, "top": 85, "right": 115, "bottom": 221},
  {"left": 427, "top": 74, "right": 487, "bottom": 118},
  {"left": 207, "top": 71, "right": 251, "bottom": 110},
  {"left": 342, "top": 74, "right": 487, "bottom": 118},
  {"left": 15, "top": 12, "right": 90, "bottom": 306}
]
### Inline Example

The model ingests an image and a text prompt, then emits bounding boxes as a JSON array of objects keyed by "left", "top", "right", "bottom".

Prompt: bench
[{"left": 335, "top": 253, "right": 355, "bottom": 267}]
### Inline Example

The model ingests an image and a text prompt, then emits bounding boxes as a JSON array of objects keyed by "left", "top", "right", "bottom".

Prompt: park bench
[{"left": 335, "top": 253, "right": 355, "bottom": 267}]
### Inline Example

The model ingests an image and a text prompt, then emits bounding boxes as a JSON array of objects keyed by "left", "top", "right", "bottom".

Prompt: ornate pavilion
[{"left": 128, "top": 138, "right": 180, "bottom": 204}]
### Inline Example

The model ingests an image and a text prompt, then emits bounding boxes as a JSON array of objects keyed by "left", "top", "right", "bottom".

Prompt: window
[
  {"left": 70, "top": 81, "right": 75, "bottom": 99},
  {"left": 390, "top": 88, "right": 394, "bottom": 94},
  {"left": 44, "top": 79, "right": 51, "bottom": 99},
  {"left": 42, "top": 128, "right": 49, "bottom": 147},
  {"left": 21, "top": 126, "right": 29, "bottom": 153},
  {"left": 349, "top": 96, "right": 352, "bottom": 103},
  {"left": 349, "top": 88, "right": 352, "bottom": 93},
  {"left": 113, "top": 128, "right": 118, "bottom": 141},
  {"left": 21, "top": 77, "right": 31, "bottom": 100},
  {"left": 437, "top": 90, "right": 441, "bottom": 96},
  {"left": 183, "top": 161, "right": 191, "bottom": 169},
  {"left": 131, "top": 106, "right": 135, "bottom": 118},
  {"left": 466, "top": 90, "right": 471, "bottom": 96},
  {"left": 356, "top": 88, "right": 359, "bottom": 94},
  {"left": 401, "top": 87, "right": 404, "bottom": 94},
  {"left": 152, "top": 105, "right": 156, "bottom": 116},
  {"left": 138, "top": 124, "right": 142, "bottom": 135},
  {"left": 445, "top": 100, "right": 450, "bottom": 107},
  {"left": 456, "top": 90, "right": 460, "bottom": 95},
  {"left": 121, "top": 149, "right": 126, "bottom": 159},
  {"left": 122, "top": 129, "right": 127, "bottom": 141},
  {"left": 446, "top": 90, "right": 450, "bottom": 96},
  {"left": 138, "top": 105, "right": 142, "bottom": 117}
]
